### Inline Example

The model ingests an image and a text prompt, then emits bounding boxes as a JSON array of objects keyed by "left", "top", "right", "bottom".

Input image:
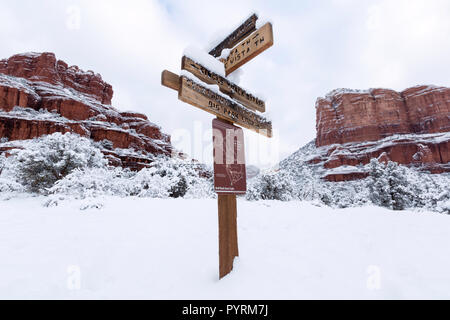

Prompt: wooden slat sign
[
  {"left": 224, "top": 22, "right": 274, "bottom": 76},
  {"left": 178, "top": 76, "right": 272, "bottom": 137},
  {"left": 213, "top": 118, "right": 247, "bottom": 194},
  {"left": 161, "top": 70, "right": 180, "bottom": 91},
  {"left": 181, "top": 56, "right": 265, "bottom": 113}
]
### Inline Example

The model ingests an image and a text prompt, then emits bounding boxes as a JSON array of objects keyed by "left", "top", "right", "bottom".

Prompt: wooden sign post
[{"left": 161, "top": 13, "right": 274, "bottom": 279}]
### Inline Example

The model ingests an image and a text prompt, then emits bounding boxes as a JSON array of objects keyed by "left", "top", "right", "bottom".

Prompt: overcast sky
[{"left": 1, "top": 0, "right": 449, "bottom": 167}]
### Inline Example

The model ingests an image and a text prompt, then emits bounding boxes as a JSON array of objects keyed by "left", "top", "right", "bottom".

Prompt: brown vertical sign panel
[
  {"left": 212, "top": 118, "right": 247, "bottom": 194},
  {"left": 161, "top": 12, "right": 274, "bottom": 280}
]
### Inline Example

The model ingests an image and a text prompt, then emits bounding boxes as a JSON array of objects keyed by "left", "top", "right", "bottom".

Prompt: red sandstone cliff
[
  {"left": 0, "top": 52, "right": 172, "bottom": 170},
  {"left": 313, "top": 86, "right": 450, "bottom": 181}
]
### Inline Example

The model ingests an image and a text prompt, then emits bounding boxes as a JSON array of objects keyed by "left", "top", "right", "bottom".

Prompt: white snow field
[{"left": 1, "top": 197, "right": 450, "bottom": 300}]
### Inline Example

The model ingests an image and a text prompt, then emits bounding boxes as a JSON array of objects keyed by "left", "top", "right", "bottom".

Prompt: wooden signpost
[{"left": 162, "top": 13, "right": 274, "bottom": 279}]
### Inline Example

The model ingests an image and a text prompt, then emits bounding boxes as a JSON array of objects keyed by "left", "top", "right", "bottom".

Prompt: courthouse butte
[{"left": 312, "top": 87, "right": 450, "bottom": 181}]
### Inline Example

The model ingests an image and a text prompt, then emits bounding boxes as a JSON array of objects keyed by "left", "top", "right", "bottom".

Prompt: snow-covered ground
[{"left": 1, "top": 197, "right": 450, "bottom": 300}]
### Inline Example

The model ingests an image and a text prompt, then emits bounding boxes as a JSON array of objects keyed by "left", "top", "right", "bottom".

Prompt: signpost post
[{"left": 161, "top": 13, "right": 274, "bottom": 279}]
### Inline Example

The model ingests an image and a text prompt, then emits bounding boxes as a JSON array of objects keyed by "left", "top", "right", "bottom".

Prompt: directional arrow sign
[
  {"left": 181, "top": 56, "right": 265, "bottom": 113},
  {"left": 223, "top": 22, "right": 274, "bottom": 76},
  {"left": 178, "top": 76, "right": 272, "bottom": 137}
]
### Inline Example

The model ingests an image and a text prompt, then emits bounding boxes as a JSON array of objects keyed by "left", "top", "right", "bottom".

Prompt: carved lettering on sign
[
  {"left": 178, "top": 76, "right": 272, "bottom": 137},
  {"left": 224, "top": 22, "right": 274, "bottom": 76}
]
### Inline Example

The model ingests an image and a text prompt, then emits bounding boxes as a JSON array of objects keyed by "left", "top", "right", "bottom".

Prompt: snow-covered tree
[
  {"left": 49, "top": 155, "right": 215, "bottom": 200},
  {"left": 368, "top": 159, "right": 415, "bottom": 210},
  {"left": 49, "top": 167, "right": 135, "bottom": 198},
  {"left": 12, "top": 133, "right": 107, "bottom": 193},
  {"left": 247, "top": 170, "right": 296, "bottom": 201}
]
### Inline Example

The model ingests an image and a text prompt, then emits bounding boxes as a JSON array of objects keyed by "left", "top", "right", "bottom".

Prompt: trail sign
[
  {"left": 178, "top": 76, "right": 272, "bottom": 137},
  {"left": 161, "top": 12, "right": 274, "bottom": 279},
  {"left": 182, "top": 56, "right": 265, "bottom": 112},
  {"left": 223, "top": 22, "right": 274, "bottom": 76},
  {"left": 213, "top": 118, "right": 247, "bottom": 194}
]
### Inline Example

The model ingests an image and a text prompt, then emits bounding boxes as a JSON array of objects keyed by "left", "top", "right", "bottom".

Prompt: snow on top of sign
[
  {"left": 181, "top": 56, "right": 267, "bottom": 106},
  {"left": 181, "top": 70, "right": 226, "bottom": 98},
  {"left": 219, "top": 48, "right": 231, "bottom": 60},
  {"left": 255, "top": 17, "right": 272, "bottom": 29},
  {"left": 183, "top": 46, "right": 225, "bottom": 77},
  {"left": 206, "top": 12, "right": 273, "bottom": 57},
  {"left": 205, "top": 12, "right": 259, "bottom": 51}
]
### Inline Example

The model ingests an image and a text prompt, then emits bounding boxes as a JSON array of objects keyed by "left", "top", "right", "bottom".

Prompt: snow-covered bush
[
  {"left": 0, "top": 153, "right": 5, "bottom": 173},
  {"left": 49, "top": 156, "right": 215, "bottom": 200},
  {"left": 367, "top": 159, "right": 450, "bottom": 212},
  {"left": 247, "top": 170, "right": 296, "bottom": 201},
  {"left": 246, "top": 154, "right": 449, "bottom": 213},
  {"left": 318, "top": 180, "right": 371, "bottom": 209},
  {"left": 0, "top": 153, "right": 25, "bottom": 194},
  {"left": 49, "top": 167, "right": 135, "bottom": 198},
  {"left": 146, "top": 156, "right": 214, "bottom": 199},
  {"left": 437, "top": 199, "right": 450, "bottom": 214},
  {"left": 368, "top": 159, "right": 414, "bottom": 210},
  {"left": 11, "top": 133, "right": 107, "bottom": 193}
]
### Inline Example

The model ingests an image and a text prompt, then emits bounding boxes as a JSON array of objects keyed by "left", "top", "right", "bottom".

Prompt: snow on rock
[
  {"left": 179, "top": 71, "right": 271, "bottom": 125},
  {"left": 206, "top": 12, "right": 260, "bottom": 53},
  {"left": 316, "top": 85, "right": 450, "bottom": 147}
]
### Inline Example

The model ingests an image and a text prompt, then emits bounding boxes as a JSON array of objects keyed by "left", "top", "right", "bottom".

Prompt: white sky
[{"left": 1, "top": 0, "right": 450, "bottom": 167}]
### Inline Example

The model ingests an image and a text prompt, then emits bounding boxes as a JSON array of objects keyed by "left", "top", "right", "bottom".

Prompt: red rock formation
[
  {"left": 0, "top": 52, "right": 172, "bottom": 170},
  {"left": 314, "top": 86, "right": 450, "bottom": 181},
  {"left": 0, "top": 52, "right": 113, "bottom": 104},
  {"left": 316, "top": 86, "right": 450, "bottom": 147}
]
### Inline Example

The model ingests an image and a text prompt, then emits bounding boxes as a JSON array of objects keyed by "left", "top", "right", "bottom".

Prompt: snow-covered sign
[
  {"left": 208, "top": 14, "right": 258, "bottom": 58},
  {"left": 177, "top": 76, "right": 272, "bottom": 137},
  {"left": 181, "top": 56, "right": 266, "bottom": 112},
  {"left": 222, "top": 22, "right": 274, "bottom": 76}
]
